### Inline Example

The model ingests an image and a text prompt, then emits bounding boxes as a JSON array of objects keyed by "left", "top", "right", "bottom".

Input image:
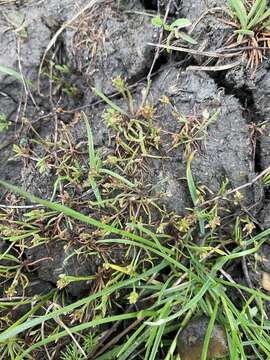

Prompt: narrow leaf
[
  {"left": 247, "top": 0, "right": 265, "bottom": 20},
  {"left": 254, "top": 8, "right": 270, "bottom": 27},
  {"left": 99, "top": 168, "right": 135, "bottom": 188},
  {"left": 82, "top": 112, "right": 103, "bottom": 205},
  {"left": 0, "top": 64, "right": 33, "bottom": 87},
  {"left": 151, "top": 16, "right": 164, "bottom": 28},
  {"left": 83, "top": 112, "right": 96, "bottom": 169},
  {"left": 178, "top": 31, "right": 198, "bottom": 45},
  {"left": 186, "top": 153, "right": 205, "bottom": 237},
  {"left": 92, "top": 87, "right": 128, "bottom": 116},
  {"left": 235, "top": 29, "right": 254, "bottom": 36},
  {"left": 186, "top": 153, "right": 198, "bottom": 205},
  {"left": 169, "top": 18, "right": 192, "bottom": 30},
  {"left": 201, "top": 302, "right": 219, "bottom": 360},
  {"left": 229, "top": 0, "right": 248, "bottom": 28},
  {"left": 247, "top": 0, "right": 268, "bottom": 28}
]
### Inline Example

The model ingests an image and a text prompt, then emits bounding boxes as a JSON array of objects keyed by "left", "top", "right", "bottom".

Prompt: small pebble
[
  {"left": 177, "top": 316, "right": 228, "bottom": 360},
  {"left": 261, "top": 271, "right": 270, "bottom": 292}
]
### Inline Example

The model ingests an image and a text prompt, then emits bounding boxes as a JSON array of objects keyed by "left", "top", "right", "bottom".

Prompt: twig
[
  {"left": 187, "top": 60, "right": 242, "bottom": 71},
  {"left": 198, "top": 166, "right": 270, "bottom": 208},
  {"left": 218, "top": 45, "right": 270, "bottom": 52},
  {"left": 146, "top": 0, "right": 173, "bottom": 82},
  {"left": 0, "top": 204, "right": 44, "bottom": 209},
  {"left": 188, "top": 7, "right": 225, "bottom": 35},
  {"left": 241, "top": 256, "right": 253, "bottom": 289},
  {"left": 148, "top": 42, "right": 243, "bottom": 58},
  {"left": 92, "top": 317, "right": 143, "bottom": 359},
  {"left": 219, "top": 268, "right": 247, "bottom": 300}
]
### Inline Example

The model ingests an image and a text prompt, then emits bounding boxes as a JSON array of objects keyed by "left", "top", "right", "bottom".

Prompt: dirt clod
[{"left": 177, "top": 316, "right": 228, "bottom": 360}]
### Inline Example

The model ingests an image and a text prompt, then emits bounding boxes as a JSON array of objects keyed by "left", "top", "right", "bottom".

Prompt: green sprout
[
  {"left": 151, "top": 16, "right": 197, "bottom": 49},
  {"left": 0, "top": 114, "right": 11, "bottom": 132}
]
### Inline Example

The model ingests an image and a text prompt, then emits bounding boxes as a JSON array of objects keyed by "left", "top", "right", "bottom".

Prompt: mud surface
[
  {"left": 0, "top": 0, "right": 268, "bottom": 286},
  {"left": 0, "top": 0, "right": 270, "bottom": 356}
]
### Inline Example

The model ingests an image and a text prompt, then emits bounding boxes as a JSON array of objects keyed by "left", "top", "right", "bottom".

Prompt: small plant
[
  {"left": 60, "top": 333, "right": 98, "bottom": 360},
  {"left": 83, "top": 112, "right": 135, "bottom": 205},
  {"left": 227, "top": 0, "right": 270, "bottom": 69},
  {"left": 151, "top": 16, "right": 197, "bottom": 48},
  {"left": 43, "top": 62, "right": 81, "bottom": 98},
  {"left": 1, "top": 73, "right": 270, "bottom": 360},
  {"left": 0, "top": 114, "right": 11, "bottom": 132},
  {"left": 169, "top": 109, "right": 219, "bottom": 156},
  {"left": 0, "top": 64, "right": 31, "bottom": 85},
  {"left": 60, "top": 343, "right": 85, "bottom": 360},
  {"left": 1, "top": 163, "right": 270, "bottom": 359}
]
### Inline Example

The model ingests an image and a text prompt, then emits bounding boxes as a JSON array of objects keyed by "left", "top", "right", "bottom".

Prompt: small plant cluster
[
  {"left": 151, "top": 15, "right": 197, "bottom": 49},
  {"left": 228, "top": 0, "right": 270, "bottom": 69},
  {"left": 43, "top": 62, "right": 82, "bottom": 98},
  {"left": 0, "top": 161, "right": 269, "bottom": 359},
  {"left": 0, "top": 77, "right": 270, "bottom": 359},
  {"left": 100, "top": 77, "right": 161, "bottom": 174},
  {"left": 169, "top": 109, "right": 219, "bottom": 156},
  {"left": 149, "top": 1, "right": 270, "bottom": 73}
]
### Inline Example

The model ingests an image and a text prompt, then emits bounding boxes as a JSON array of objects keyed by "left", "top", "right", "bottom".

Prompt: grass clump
[
  {"left": 1, "top": 166, "right": 270, "bottom": 359},
  {"left": 227, "top": 0, "right": 270, "bottom": 69},
  {"left": 0, "top": 79, "right": 270, "bottom": 359}
]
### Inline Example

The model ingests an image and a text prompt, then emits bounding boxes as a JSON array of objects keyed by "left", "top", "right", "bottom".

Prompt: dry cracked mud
[{"left": 0, "top": 0, "right": 270, "bottom": 358}]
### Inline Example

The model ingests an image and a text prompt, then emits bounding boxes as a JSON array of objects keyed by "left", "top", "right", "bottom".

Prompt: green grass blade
[
  {"left": 98, "top": 238, "right": 190, "bottom": 272},
  {"left": 88, "top": 175, "right": 103, "bottom": 205},
  {"left": 169, "top": 18, "right": 192, "bottom": 30},
  {"left": 0, "top": 292, "right": 54, "bottom": 333},
  {"left": 96, "top": 346, "right": 122, "bottom": 360},
  {"left": 201, "top": 301, "right": 219, "bottom": 360},
  {"left": 18, "top": 311, "right": 153, "bottom": 360},
  {"left": 229, "top": 0, "right": 248, "bottom": 28},
  {"left": 247, "top": 0, "right": 265, "bottom": 20},
  {"left": 149, "top": 301, "right": 171, "bottom": 360},
  {"left": 145, "top": 288, "right": 173, "bottom": 360},
  {"left": 254, "top": 8, "right": 270, "bottom": 27},
  {"left": 83, "top": 112, "right": 96, "bottom": 169},
  {"left": 127, "top": 222, "right": 171, "bottom": 255},
  {"left": 99, "top": 168, "right": 135, "bottom": 188},
  {"left": 186, "top": 153, "right": 205, "bottom": 237},
  {"left": 0, "top": 261, "right": 167, "bottom": 342},
  {"left": 146, "top": 278, "right": 213, "bottom": 326},
  {"left": 99, "top": 236, "right": 171, "bottom": 256},
  {"left": 218, "top": 278, "right": 270, "bottom": 302},
  {"left": 178, "top": 31, "right": 198, "bottom": 45},
  {"left": 186, "top": 153, "right": 197, "bottom": 205},
  {"left": 247, "top": 0, "right": 269, "bottom": 28},
  {"left": 92, "top": 87, "right": 128, "bottom": 116},
  {"left": 0, "top": 64, "right": 32, "bottom": 86},
  {"left": 118, "top": 327, "right": 151, "bottom": 360},
  {"left": 117, "top": 323, "right": 146, "bottom": 358},
  {"left": 221, "top": 296, "right": 241, "bottom": 359},
  {"left": 0, "top": 179, "right": 163, "bottom": 246},
  {"left": 235, "top": 29, "right": 254, "bottom": 36},
  {"left": 145, "top": 324, "right": 158, "bottom": 360}
]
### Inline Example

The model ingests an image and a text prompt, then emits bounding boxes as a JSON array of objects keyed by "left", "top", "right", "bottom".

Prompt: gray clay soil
[{"left": 0, "top": 0, "right": 270, "bottom": 358}]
